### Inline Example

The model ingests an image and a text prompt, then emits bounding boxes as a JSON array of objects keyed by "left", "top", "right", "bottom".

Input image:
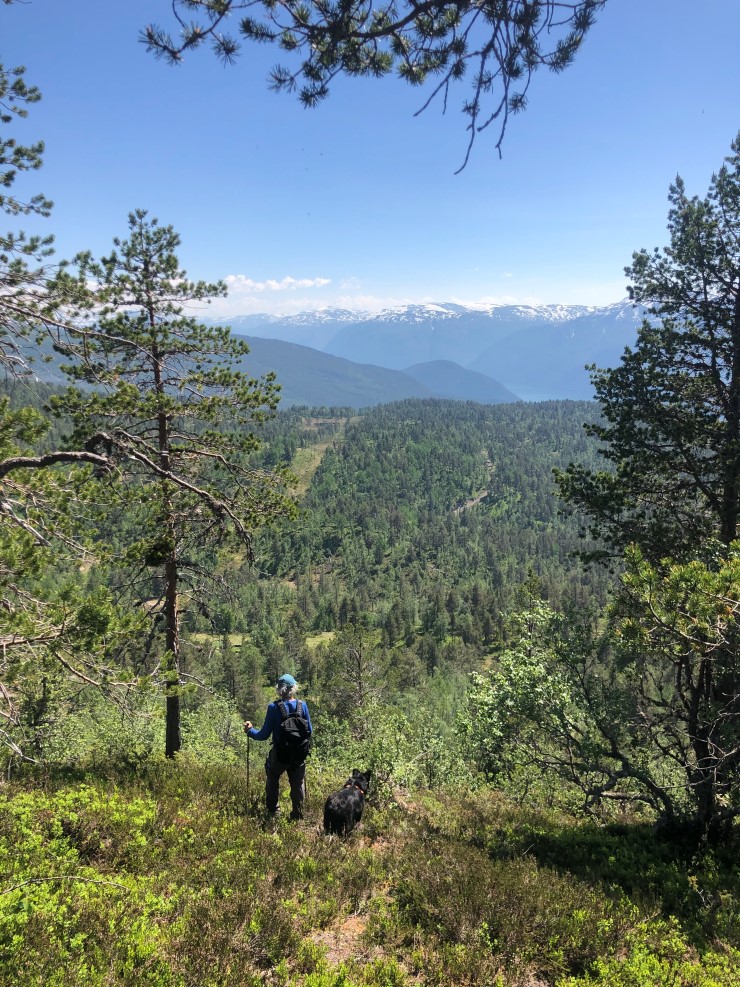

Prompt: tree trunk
[
  {"left": 152, "top": 326, "right": 181, "bottom": 760},
  {"left": 721, "top": 286, "right": 740, "bottom": 545},
  {"left": 164, "top": 551, "right": 181, "bottom": 758}
]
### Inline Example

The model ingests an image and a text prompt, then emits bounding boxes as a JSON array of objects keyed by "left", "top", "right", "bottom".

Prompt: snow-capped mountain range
[{"left": 212, "top": 300, "right": 646, "bottom": 404}]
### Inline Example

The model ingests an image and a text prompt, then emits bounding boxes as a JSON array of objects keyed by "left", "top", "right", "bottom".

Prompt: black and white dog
[{"left": 323, "top": 769, "right": 372, "bottom": 835}]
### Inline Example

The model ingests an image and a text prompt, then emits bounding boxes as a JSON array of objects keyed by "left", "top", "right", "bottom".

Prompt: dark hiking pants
[{"left": 265, "top": 750, "right": 305, "bottom": 817}]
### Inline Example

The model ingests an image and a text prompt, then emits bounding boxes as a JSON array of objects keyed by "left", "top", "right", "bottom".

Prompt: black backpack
[{"left": 274, "top": 700, "right": 312, "bottom": 767}]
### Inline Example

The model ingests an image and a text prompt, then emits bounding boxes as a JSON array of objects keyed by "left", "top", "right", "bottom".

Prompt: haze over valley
[{"left": 214, "top": 299, "right": 646, "bottom": 406}]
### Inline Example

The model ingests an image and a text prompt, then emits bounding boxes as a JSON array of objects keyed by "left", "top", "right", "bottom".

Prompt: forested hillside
[
  {"left": 4, "top": 390, "right": 739, "bottom": 986},
  {"left": 254, "top": 398, "right": 610, "bottom": 656},
  {"left": 3, "top": 272, "right": 740, "bottom": 982},
  {"left": 0, "top": 385, "right": 607, "bottom": 764},
  {"left": 2, "top": 44, "right": 739, "bottom": 978}
]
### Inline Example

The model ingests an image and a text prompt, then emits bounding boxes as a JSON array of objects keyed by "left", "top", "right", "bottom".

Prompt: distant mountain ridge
[
  {"left": 232, "top": 336, "right": 520, "bottom": 409},
  {"left": 224, "top": 309, "right": 364, "bottom": 351},
  {"left": 321, "top": 302, "right": 600, "bottom": 370},
  {"left": 218, "top": 301, "right": 596, "bottom": 355},
  {"left": 25, "top": 300, "right": 643, "bottom": 410},
  {"left": 402, "top": 360, "right": 519, "bottom": 405},
  {"left": 470, "top": 300, "right": 646, "bottom": 400},
  {"left": 214, "top": 299, "right": 646, "bottom": 404}
]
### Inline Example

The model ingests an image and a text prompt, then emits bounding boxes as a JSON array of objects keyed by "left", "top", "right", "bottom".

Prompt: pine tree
[
  {"left": 52, "top": 210, "right": 296, "bottom": 757},
  {"left": 0, "top": 59, "right": 54, "bottom": 371},
  {"left": 142, "top": 0, "right": 605, "bottom": 170},
  {"left": 551, "top": 134, "right": 740, "bottom": 839},
  {"left": 557, "top": 132, "right": 740, "bottom": 565},
  {"left": 1, "top": 63, "right": 147, "bottom": 763}
]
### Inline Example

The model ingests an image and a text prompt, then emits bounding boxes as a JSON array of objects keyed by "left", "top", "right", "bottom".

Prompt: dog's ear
[
  {"left": 366, "top": 771, "right": 372, "bottom": 781},
  {"left": 351, "top": 769, "right": 360, "bottom": 777}
]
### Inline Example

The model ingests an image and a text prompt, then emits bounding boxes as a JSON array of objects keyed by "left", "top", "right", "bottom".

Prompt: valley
[{"left": 212, "top": 300, "right": 647, "bottom": 407}]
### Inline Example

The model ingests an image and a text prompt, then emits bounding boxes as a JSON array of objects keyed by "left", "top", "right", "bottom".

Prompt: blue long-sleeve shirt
[{"left": 247, "top": 698, "right": 313, "bottom": 744}]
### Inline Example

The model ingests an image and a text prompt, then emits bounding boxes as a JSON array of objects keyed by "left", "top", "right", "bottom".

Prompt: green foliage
[
  {"left": 0, "top": 766, "right": 737, "bottom": 986},
  {"left": 47, "top": 210, "right": 297, "bottom": 757},
  {"left": 2, "top": 21, "right": 738, "bottom": 987},
  {"left": 0, "top": 47, "right": 83, "bottom": 451},
  {"left": 557, "top": 132, "right": 740, "bottom": 564},
  {"left": 612, "top": 546, "right": 740, "bottom": 834},
  {"left": 546, "top": 135, "right": 740, "bottom": 839},
  {"left": 145, "top": 397, "right": 613, "bottom": 801},
  {"left": 142, "top": 1, "right": 606, "bottom": 169},
  {"left": 180, "top": 693, "right": 248, "bottom": 763},
  {"left": 467, "top": 554, "right": 740, "bottom": 834},
  {"left": 321, "top": 695, "right": 472, "bottom": 796},
  {"left": 466, "top": 600, "right": 575, "bottom": 784},
  {"left": 0, "top": 83, "right": 162, "bottom": 770},
  {"left": 0, "top": 438, "right": 153, "bottom": 768},
  {"left": 0, "top": 58, "right": 55, "bottom": 372},
  {"left": 558, "top": 920, "right": 740, "bottom": 987},
  {"left": 393, "top": 849, "right": 629, "bottom": 982},
  {"left": 260, "top": 399, "right": 610, "bottom": 653},
  {"left": 41, "top": 686, "right": 165, "bottom": 771}
]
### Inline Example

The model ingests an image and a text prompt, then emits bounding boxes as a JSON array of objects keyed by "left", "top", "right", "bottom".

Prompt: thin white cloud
[
  {"left": 225, "top": 274, "right": 331, "bottom": 293},
  {"left": 197, "top": 273, "right": 335, "bottom": 317},
  {"left": 193, "top": 272, "right": 626, "bottom": 321},
  {"left": 196, "top": 275, "right": 417, "bottom": 318}
]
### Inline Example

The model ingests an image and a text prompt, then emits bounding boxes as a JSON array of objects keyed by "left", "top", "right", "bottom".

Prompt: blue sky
[{"left": 5, "top": 0, "right": 740, "bottom": 319}]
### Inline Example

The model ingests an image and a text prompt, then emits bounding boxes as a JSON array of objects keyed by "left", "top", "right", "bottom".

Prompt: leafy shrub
[
  {"left": 42, "top": 685, "right": 163, "bottom": 771},
  {"left": 392, "top": 842, "right": 633, "bottom": 982},
  {"left": 558, "top": 918, "right": 740, "bottom": 987},
  {"left": 1, "top": 763, "right": 738, "bottom": 986}
]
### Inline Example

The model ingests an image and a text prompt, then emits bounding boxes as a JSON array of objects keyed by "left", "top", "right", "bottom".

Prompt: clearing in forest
[{"left": 291, "top": 416, "right": 352, "bottom": 498}]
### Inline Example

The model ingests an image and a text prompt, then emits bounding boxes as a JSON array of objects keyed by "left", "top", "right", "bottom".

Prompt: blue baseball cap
[{"left": 277, "top": 674, "right": 297, "bottom": 687}]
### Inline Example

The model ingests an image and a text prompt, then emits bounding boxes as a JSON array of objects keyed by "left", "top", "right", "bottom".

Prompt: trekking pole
[{"left": 246, "top": 734, "right": 251, "bottom": 797}]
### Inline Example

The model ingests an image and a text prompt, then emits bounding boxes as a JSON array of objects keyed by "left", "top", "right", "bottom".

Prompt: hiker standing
[{"left": 244, "top": 673, "right": 313, "bottom": 820}]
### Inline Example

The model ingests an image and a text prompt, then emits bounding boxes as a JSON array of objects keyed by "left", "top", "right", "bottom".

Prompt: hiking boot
[{"left": 289, "top": 808, "right": 303, "bottom": 821}]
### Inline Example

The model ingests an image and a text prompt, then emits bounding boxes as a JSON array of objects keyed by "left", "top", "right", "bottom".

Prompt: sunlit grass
[
  {"left": 1, "top": 763, "right": 737, "bottom": 986},
  {"left": 305, "top": 631, "right": 336, "bottom": 650}
]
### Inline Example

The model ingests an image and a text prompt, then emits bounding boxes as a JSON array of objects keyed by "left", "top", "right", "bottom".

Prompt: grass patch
[
  {"left": 292, "top": 443, "right": 334, "bottom": 498},
  {"left": 0, "top": 765, "right": 737, "bottom": 986},
  {"left": 305, "top": 631, "right": 336, "bottom": 650}
]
